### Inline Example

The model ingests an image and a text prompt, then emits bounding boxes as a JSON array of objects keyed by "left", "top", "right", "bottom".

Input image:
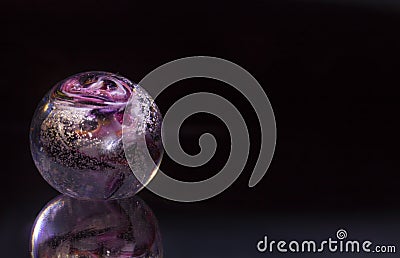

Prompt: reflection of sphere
[
  {"left": 31, "top": 195, "right": 163, "bottom": 257},
  {"left": 30, "top": 71, "right": 163, "bottom": 200}
]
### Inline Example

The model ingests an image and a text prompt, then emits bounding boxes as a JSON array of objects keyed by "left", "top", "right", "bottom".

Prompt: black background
[{"left": 1, "top": 0, "right": 400, "bottom": 257}]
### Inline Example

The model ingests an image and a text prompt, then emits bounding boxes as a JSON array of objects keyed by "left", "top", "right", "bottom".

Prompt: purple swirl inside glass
[
  {"left": 53, "top": 71, "right": 134, "bottom": 107},
  {"left": 30, "top": 71, "right": 163, "bottom": 200}
]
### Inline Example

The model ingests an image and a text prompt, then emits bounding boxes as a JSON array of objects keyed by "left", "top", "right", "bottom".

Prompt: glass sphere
[
  {"left": 30, "top": 71, "right": 163, "bottom": 200},
  {"left": 30, "top": 195, "right": 163, "bottom": 257}
]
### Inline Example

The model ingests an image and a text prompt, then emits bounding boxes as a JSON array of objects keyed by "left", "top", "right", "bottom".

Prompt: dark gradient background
[{"left": 1, "top": 0, "right": 400, "bottom": 257}]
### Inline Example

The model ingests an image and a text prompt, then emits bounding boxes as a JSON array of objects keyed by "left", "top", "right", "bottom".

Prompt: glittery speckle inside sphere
[
  {"left": 30, "top": 71, "right": 163, "bottom": 200},
  {"left": 31, "top": 195, "right": 163, "bottom": 257}
]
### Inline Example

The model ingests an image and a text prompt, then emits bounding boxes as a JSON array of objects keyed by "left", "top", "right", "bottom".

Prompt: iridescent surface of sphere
[
  {"left": 30, "top": 71, "right": 163, "bottom": 200},
  {"left": 31, "top": 195, "right": 163, "bottom": 258}
]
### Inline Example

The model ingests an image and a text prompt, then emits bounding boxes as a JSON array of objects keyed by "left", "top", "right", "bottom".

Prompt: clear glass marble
[
  {"left": 30, "top": 195, "right": 163, "bottom": 257},
  {"left": 30, "top": 71, "right": 163, "bottom": 200}
]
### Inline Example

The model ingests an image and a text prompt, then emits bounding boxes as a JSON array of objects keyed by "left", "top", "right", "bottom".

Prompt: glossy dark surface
[{"left": 31, "top": 195, "right": 162, "bottom": 257}]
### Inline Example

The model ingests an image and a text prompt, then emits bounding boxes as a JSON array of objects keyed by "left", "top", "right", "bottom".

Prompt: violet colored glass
[
  {"left": 30, "top": 71, "right": 163, "bottom": 200},
  {"left": 31, "top": 195, "right": 163, "bottom": 257}
]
